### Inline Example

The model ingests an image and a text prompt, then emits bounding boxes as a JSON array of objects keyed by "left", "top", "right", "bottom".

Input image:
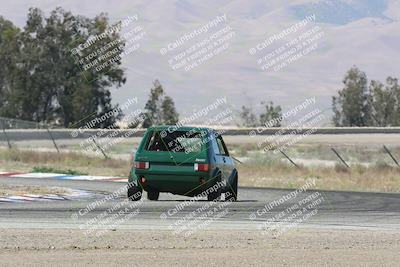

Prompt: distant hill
[{"left": 2, "top": 0, "right": 399, "bottom": 124}]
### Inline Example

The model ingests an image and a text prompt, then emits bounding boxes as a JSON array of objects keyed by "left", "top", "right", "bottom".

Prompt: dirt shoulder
[
  {"left": 0, "top": 228, "right": 399, "bottom": 266},
  {"left": 0, "top": 184, "right": 68, "bottom": 197}
]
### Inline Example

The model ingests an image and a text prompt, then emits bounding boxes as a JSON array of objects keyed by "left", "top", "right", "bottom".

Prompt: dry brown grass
[
  {"left": 0, "top": 148, "right": 130, "bottom": 177},
  {"left": 1, "top": 148, "right": 399, "bottom": 193},
  {"left": 237, "top": 161, "right": 400, "bottom": 193}
]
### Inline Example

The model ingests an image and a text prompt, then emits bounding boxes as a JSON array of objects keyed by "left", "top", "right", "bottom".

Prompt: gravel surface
[
  {"left": 0, "top": 229, "right": 399, "bottom": 266},
  {"left": 0, "top": 184, "right": 68, "bottom": 197}
]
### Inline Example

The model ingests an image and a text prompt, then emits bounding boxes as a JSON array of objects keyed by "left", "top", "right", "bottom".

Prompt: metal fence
[
  {"left": 0, "top": 117, "right": 61, "bottom": 152},
  {"left": 0, "top": 117, "right": 50, "bottom": 129}
]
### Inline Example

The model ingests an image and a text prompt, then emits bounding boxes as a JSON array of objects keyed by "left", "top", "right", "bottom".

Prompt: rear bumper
[{"left": 130, "top": 171, "right": 216, "bottom": 196}]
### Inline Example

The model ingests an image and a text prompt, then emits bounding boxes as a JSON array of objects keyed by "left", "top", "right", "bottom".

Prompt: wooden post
[
  {"left": 92, "top": 138, "right": 109, "bottom": 159},
  {"left": 383, "top": 145, "right": 400, "bottom": 167},
  {"left": 279, "top": 149, "right": 300, "bottom": 169},
  {"left": 46, "top": 128, "right": 60, "bottom": 153},
  {"left": 331, "top": 148, "right": 349, "bottom": 168},
  {"left": 232, "top": 156, "right": 243, "bottom": 165},
  {"left": 1, "top": 121, "right": 12, "bottom": 149}
]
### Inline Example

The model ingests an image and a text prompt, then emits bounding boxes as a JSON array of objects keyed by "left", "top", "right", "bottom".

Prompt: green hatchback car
[{"left": 127, "top": 126, "right": 238, "bottom": 201}]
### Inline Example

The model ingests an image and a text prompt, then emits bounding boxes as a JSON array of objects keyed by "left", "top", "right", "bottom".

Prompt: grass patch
[
  {"left": 0, "top": 148, "right": 131, "bottom": 177},
  {"left": 232, "top": 144, "right": 400, "bottom": 193},
  {"left": 237, "top": 159, "right": 400, "bottom": 193},
  {"left": 1, "top": 147, "right": 399, "bottom": 193},
  {"left": 32, "top": 166, "right": 87, "bottom": 176}
]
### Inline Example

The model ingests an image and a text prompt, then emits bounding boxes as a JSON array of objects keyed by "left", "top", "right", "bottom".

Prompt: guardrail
[{"left": 1, "top": 127, "right": 400, "bottom": 141}]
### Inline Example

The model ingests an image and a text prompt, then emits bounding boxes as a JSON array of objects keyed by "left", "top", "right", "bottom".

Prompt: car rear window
[{"left": 145, "top": 130, "right": 206, "bottom": 153}]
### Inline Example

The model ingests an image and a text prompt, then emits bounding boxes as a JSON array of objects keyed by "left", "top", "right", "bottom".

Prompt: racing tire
[
  {"left": 147, "top": 191, "right": 160, "bottom": 201},
  {"left": 207, "top": 173, "right": 222, "bottom": 201},
  {"left": 226, "top": 174, "right": 238, "bottom": 202},
  {"left": 127, "top": 183, "right": 142, "bottom": 201}
]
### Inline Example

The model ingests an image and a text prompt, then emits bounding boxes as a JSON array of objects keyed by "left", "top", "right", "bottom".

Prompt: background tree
[
  {"left": 239, "top": 105, "right": 258, "bottom": 127},
  {"left": 332, "top": 67, "right": 371, "bottom": 126},
  {"left": 239, "top": 101, "right": 282, "bottom": 127},
  {"left": 332, "top": 67, "right": 400, "bottom": 127},
  {"left": 162, "top": 96, "right": 179, "bottom": 125},
  {"left": 386, "top": 77, "right": 400, "bottom": 126},
  {"left": 142, "top": 80, "right": 179, "bottom": 128},
  {"left": 0, "top": 17, "right": 21, "bottom": 119},
  {"left": 0, "top": 8, "right": 126, "bottom": 127},
  {"left": 259, "top": 101, "right": 282, "bottom": 127},
  {"left": 369, "top": 80, "right": 395, "bottom": 126}
]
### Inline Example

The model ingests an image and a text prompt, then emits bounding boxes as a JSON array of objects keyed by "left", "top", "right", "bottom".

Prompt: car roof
[{"left": 148, "top": 125, "right": 212, "bottom": 132}]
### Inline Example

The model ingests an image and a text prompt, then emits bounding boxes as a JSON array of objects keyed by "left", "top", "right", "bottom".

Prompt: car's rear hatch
[{"left": 134, "top": 129, "right": 210, "bottom": 194}]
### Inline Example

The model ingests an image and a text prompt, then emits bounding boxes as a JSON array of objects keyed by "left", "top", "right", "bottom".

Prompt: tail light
[
  {"left": 194, "top": 163, "right": 209, "bottom": 172},
  {"left": 134, "top": 161, "right": 149, "bottom": 169}
]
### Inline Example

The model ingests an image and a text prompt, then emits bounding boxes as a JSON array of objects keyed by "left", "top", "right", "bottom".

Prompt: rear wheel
[
  {"left": 226, "top": 175, "right": 238, "bottom": 202},
  {"left": 127, "top": 183, "right": 142, "bottom": 201},
  {"left": 147, "top": 191, "right": 159, "bottom": 201},
  {"left": 207, "top": 173, "right": 222, "bottom": 201}
]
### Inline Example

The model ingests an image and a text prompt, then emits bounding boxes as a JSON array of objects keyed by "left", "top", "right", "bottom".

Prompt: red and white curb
[
  {"left": 0, "top": 187, "right": 97, "bottom": 203},
  {"left": 0, "top": 172, "right": 127, "bottom": 183}
]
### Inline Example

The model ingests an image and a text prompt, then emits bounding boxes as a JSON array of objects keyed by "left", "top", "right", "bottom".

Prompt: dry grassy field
[{"left": 1, "top": 134, "right": 400, "bottom": 193}]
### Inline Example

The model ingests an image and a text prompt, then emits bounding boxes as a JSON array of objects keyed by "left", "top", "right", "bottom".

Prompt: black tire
[
  {"left": 226, "top": 175, "right": 238, "bottom": 202},
  {"left": 147, "top": 191, "right": 159, "bottom": 201},
  {"left": 207, "top": 173, "right": 222, "bottom": 201},
  {"left": 127, "top": 183, "right": 142, "bottom": 201}
]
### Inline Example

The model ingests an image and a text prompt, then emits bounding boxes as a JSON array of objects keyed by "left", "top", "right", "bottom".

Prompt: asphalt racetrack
[{"left": 1, "top": 176, "right": 399, "bottom": 231}]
